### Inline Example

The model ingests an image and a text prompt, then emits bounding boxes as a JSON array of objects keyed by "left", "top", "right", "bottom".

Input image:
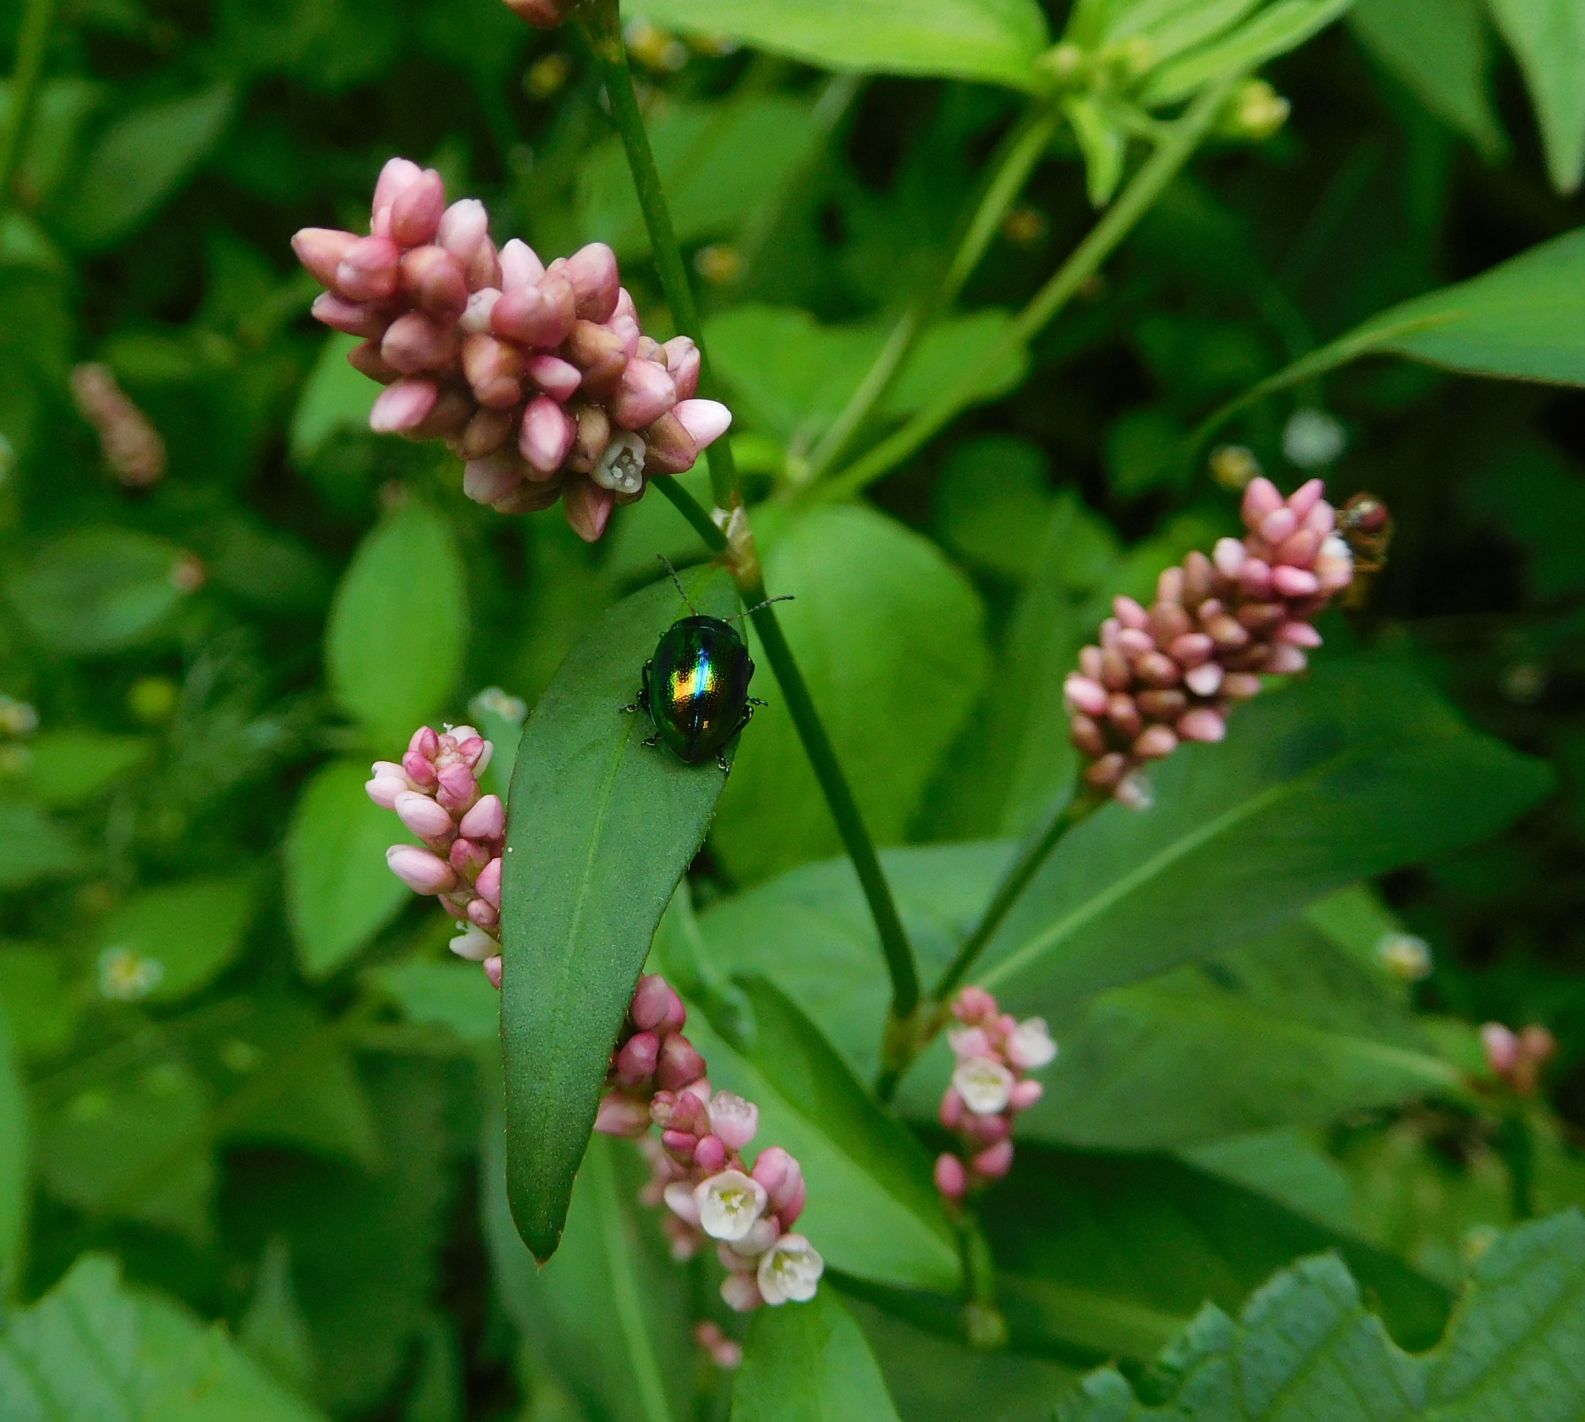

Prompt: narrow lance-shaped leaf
[
  {"left": 1486, "top": 0, "right": 1585, "bottom": 193},
  {"left": 501, "top": 566, "right": 739, "bottom": 1262}
]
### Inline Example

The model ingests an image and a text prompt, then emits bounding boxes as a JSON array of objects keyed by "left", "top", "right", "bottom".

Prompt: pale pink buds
[
  {"left": 395, "top": 791, "right": 456, "bottom": 841},
  {"left": 708, "top": 1093, "right": 760, "bottom": 1153},
  {"left": 386, "top": 845, "right": 455, "bottom": 895}
]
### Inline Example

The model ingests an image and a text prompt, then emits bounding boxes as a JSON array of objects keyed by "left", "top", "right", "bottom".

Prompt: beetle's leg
[
  {"left": 621, "top": 660, "right": 653, "bottom": 715},
  {"left": 641, "top": 733, "right": 661, "bottom": 749},
  {"left": 748, "top": 697, "right": 768, "bottom": 707},
  {"left": 717, "top": 751, "right": 730, "bottom": 772}
]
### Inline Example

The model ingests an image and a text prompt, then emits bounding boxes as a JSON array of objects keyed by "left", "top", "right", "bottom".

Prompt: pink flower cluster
[
  {"left": 1064, "top": 477, "right": 1354, "bottom": 804},
  {"left": 367, "top": 725, "right": 506, "bottom": 984},
  {"left": 935, "top": 987, "right": 1056, "bottom": 1204},
  {"left": 293, "top": 158, "right": 732, "bottom": 542},
  {"left": 598, "top": 974, "right": 825, "bottom": 1311},
  {"left": 1481, "top": 1022, "right": 1558, "bottom": 1096}
]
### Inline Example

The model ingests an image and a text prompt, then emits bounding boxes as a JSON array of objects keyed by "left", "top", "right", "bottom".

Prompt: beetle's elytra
[{"left": 622, "top": 559, "right": 786, "bottom": 771}]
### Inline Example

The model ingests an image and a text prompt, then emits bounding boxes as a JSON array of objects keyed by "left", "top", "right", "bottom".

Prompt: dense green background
[{"left": 1, "top": 0, "right": 1583, "bottom": 1417}]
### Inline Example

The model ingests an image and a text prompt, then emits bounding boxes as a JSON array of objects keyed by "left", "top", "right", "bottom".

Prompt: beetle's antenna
[
  {"left": 723, "top": 594, "right": 795, "bottom": 624},
  {"left": 656, "top": 554, "right": 699, "bottom": 615}
]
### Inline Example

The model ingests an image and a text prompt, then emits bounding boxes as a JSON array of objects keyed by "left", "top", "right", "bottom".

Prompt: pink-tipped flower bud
[
  {"left": 672, "top": 398, "right": 733, "bottom": 451},
  {"left": 519, "top": 395, "right": 575, "bottom": 475},
  {"left": 335, "top": 235, "right": 402, "bottom": 301},
  {"left": 935, "top": 1154, "right": 968, "bottom": 1201},
  {"left": 369, "top": 379, "right": 439, "bottom": 434},
  {"left": 484, "top": 955, "right": 503, "bottom": 990},
  {"left": 400, "top": 245, "right": 469, "bottom": 320},
  {"left": 557, "top": 243, "right": 621, "bottom": 321},
  {"left": 474, "top": 856, "right": 503, "bottom": 907},
  {"left": 615, "top": 1031, "right": 662, "bottom": 1087},
  {"left": 595, "top": 1092, "right": 652, "bottom": 1137},
  {"left": 390, "top": 168, "right": 446, "bottom": 246},
  {"left": 657, "top": 1034, "right": 707, "bottom": 1091},
  {"left": 457, "top": 794, "right": 505, "bottom": 843},
  {"left": 708, "top": 1093, "right": 759, "bottom": 1153},
  {"left": 386, "top": 845, "right": 456, "bottom": 895},
  {"left": 694, "top": 1134, "right": 728, "bottom": 1175},
  {"left": 292, "top": 227, "right": 358, "bottom": 287},
  {"left": 394, "top": 790, "right": 456, "bottom": 841},
  {"left": 631, "top": 974, "right": 681, "bottom": 1032},
  {"left": 971, "top": 1139, "right": 1015, "bottom": 1180},
  {"left": 563, "top": 479, "right": 615, "bottom": 543}
]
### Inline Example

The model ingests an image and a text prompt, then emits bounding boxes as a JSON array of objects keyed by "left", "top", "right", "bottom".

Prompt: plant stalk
[
  {"left": 0, "top": 0, "right": 59, "bottom": 221},
  {"left": 815, "top": 74, "right": 1240, "bottom": 505},
  {"left": 585, "top": 16, "right": 922, "bottom": 1019},
  {"left": 798, "top": 100, "right": 1064, "bottom": 486}
]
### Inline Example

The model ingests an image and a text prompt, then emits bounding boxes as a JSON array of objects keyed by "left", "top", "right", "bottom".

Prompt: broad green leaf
[
  {"left": 500, "top": 566, "right": 739, "bottom": 1262},
  {"left": 325, "top": 501, "right": 467, "bottom": 743},
  {"left": 1350, "top": 0, "right": 1504, "bottom": 155},
  {"left": 0, "top": 731, "right": 150, "bottom": 808},
  {"left": 987, "top": 1147, "right": 1449, "bottom": 1362},
  {"left": 1052, "top": 1211, "right": 1585, "bottom": 1420},
  {"left": 35, "top": 1060, "right": 214, "bottom": 1240},
  {"left": 733, "top": 1291, "right": 902, "bottom": 1422},
  {"left": 931, "top": 435, "right": 1057, "bottom": 581},
  {"left": 626, "top": 0, "right": 1050, "bottom": 89},
  {"left": 578, "top": 95, "right": 822, "bottom": 257},
  {"left": 706, "top": 305, "right": 1028, "bottom": 446},
  {"left": 56, "top": 86, "right": 236, "bottom": 251},
  {"left": 289, "top": 334, "right": 370, "bottom": 464},
  {"left": 0, "top": 946, "right": 81, "bottom": 1060},
  {"left": 714, "top": 504, "right": 988, "bottom": 882},
  {"left": 284, "top": 758, "right": 410, "bottom": 977},
  {"left": 0, "top": 805, "right": 82, "bottom": 891},
  {"left": 238, "top": 1239, "right": 317, "bottom": 1397},
  {"left": 0, "top": 1009, "right": 26, "bottom": 1290},
  {"left": 5, "top": 527, "right": 197, "bottom": 654},
  {"left": 978, "top": 662, "right": 1552, "bottom": 1009},
  {"left": 1204, "top": 228, "right": 1585, "bottom": 433},
  {"left": 680, "top": 977, "right": 961, "bottom": 1294},
  {"left": 367, "top": 958, "right": 498, "bottom": 1046},
  {"left": 1142, "top": 0, "right": 1353, "bottom": 106},
  {"left": 92, "top": 875, "right": 258, "bottom": 1001},
  {"left": 1011, "top": 925, "right": 1466, "bottom": 1150},
  {"left": 1487, "top": 0, "right": 1585, "bottom": 192},
  {"left": 485, "top": 1130, "right": 691, "bottom": 1422},
  {"left": 0, "top": 1255, "right": 326, "bottom": 1421}
]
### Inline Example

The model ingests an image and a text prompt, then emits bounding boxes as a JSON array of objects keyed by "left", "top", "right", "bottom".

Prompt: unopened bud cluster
[
  {"left": 1064, "top": 477, "right": 1354, "bottom": 805},
  {"left": 599, "top": 974, "right": 825, "bottom": 1311},
  {"left": 1481, "top": 1022, "right": 1557, "bottom": 1096},
  {"left": 935, "top": 987, "right": 1056, "bottom": 1204},
  {"left": 293, "top": 158, "right": 731, "bottom": 542},
  {"left": 367, "top": 725, "right": 505, "bottom": 983},
  {"left": 69, "top": 363, "right": 166, "bottom": 488}
]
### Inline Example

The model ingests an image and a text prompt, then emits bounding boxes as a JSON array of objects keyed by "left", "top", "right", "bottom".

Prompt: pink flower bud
[
  {"left": 369, "top": 379, "right": 439, "bottom": 433},
  {"left": 438, "top": 199, "right": 490, "bottom": 265},
  {"left": 457, "top": 794, "right": 505, "bottom": 843},
  {"left": 336, "top": 235, "right": 402, "bottom": 301},
  {"left": 657, "top": 1034, "right": 707, "bottom": 1091},
  {"left": 394, "top": 790, "right": 455, "bottom": 841},
  {"left": 662, "top": 336, "right": 701, "bottom": 399},
  {"left": 484, "top": 955, "right": 503, "bottom": 990},
  {"left": 631, "top": 974, "right": 681, "bottom": 1032},
  {"left": 641, "top": 412, "right": 698, "bottom": 475},
  {"left": 1242, "top": 476, "right": 1284, "bottom": 522},
  {"left": 386, "top": 844, "right": 456, "bottom": 895},
  {"left": 400, "top": 245, "right": 468, "bottom": 321},
  {"left": 719, "top": 1272, "right": 763, "bottom": 1314},
  {"left": 366, "top": 766, "right": 410, "bottom": 808},
  {"left": 474, "top": 856, "right": 503, "bottom": 907},
  {"left": 1008, "top": 1078, "right": 1045, "bottom": 1111},
  {"left": 466, "top": 897, "right": 499, "bottom": 930},
  {"left": 1063, "top": 674, "right": 1109, "bottom": 717},
  {"left": 673, "top": 398, "right": 732, "bottom": 450},
  {"left": 935, "top": 1153, "right": 967, "bottom": 1201},
  {"left": 449, "top": 836, "right": 491, "bottom": 877},
  {"left": 615, "top": 1031, "right": 661, "bottom": 1087},
  {"left": 953, "top": 987, "right": 998, "bottom": 1023},
  {"left": 1178, "top": 707, "right": 1226, "bottom": 742},
  {"left": 311, "top": 293, "right": 388, "bottom": 338},
  {"left": 708, "top": 1092, "right": 759, "bottom": 1153},
  {"left": 526, "top": 353, "right": 582, "bottom": 402},
  {"left": 499, "top": 237, "right": 546, "bottom": 288},
  {"left": 519, "top": 395, "right": 575, "bottom": 475},
  {"left": 556, "top": 243, "right": 621, "bottom": 321},
  {"left": 292, "top": 227, "right": 358, "bottom": 286},
  {"left": 971, "top": 1139, "right": 1015, "bottom": 1180},
  {"left": 563, "top": 479, "right": 615, "bottom": 543},
  {"left": 694, "top": 1134, "right": 728, "bottom": 1174},
  {"left": 434, "top": 763, "right": 479, "bottom": 813},
  {"left": 1482, "top": 1022, "right": 1521, "bottom": 1077},
  {"left": 381, "top": 312, "right": 458, "bottom": 373},
  {"left": 464, "top": 453, "right": 526, "bottom": 507},
  {"left": 346, "top": 340, "right": 399, "bottom": 384},
  {"left": 595, "top": 1092, "right": 652, "bottom": 1137},
  {"left": 372, "top": 157, "right": 424, "bottom": 224},
  {"left": 390, "top": 168, "right": 446, "bottom": 246},
  {"left": 493, "top": 279, "right": 575, "bottom": 348}
]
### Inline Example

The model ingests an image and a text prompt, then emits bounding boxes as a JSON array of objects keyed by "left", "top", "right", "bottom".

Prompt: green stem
[
  {"left": 814, "top": 74, "right": 1240, "bottom": 506},
  {"left": 577, "top": 0, "right": 739, "bottom": 511},
  {"left": 798, "top": 99, "right": 1064, "bottom": 486},
  {"left": 933, "top": 789, "right": 1100, "bottom": 1002},
  {"left": 0, "top": 0, "right": 59, "bottom": 221}
]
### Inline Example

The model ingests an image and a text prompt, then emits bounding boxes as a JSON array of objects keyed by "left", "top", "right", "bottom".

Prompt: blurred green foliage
[{"left": 1, "top": 0, "right": 1583, "bottom": 1416}]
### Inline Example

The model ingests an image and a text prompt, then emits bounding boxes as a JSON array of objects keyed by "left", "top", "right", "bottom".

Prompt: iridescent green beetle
[{"left": 622, "top": 559, "right": 787, "bottom": 771}]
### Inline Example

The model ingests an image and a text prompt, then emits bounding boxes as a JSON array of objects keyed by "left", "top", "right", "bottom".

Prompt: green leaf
[
  {"left": 289, "top": 334, "right": 371, "bottom": 464},
  {"left": 1052, "top": 1211, "right": 1585, "bottom": 1420},
  {"left": 979, "top": 663, "right": 1551, "bottom": 1008},
  {"left": 93, "top": 875, "right": 258, "bottom": 1001},
  {"left": 367, "top": 958, "right": 498, "bottom": 1046},
  {"left": 1350, "top": 0, "right": 1505, "bottom": 155},
  {"left": 713, "top": 504, "right": 988, "bottom": 882},
  {"left": 733, "top": 1291, "right": 902, "bottom": 1422},
  {"left": 284, "top": 759, "right": 411, "bottom": 978},
  {"left": 0, "top": 1255, "right": 326, "bottom": 1420},
  {"left": 1012, "top": 925, "right": 1466, "bottom": 1151},
  {"left": 485, "top": 1130, "right": 691, "bottom": 1422},
  {"left": 56, "top": 86, "right": 237, "bottom": 251},
  {"left": 5, "top": 527, "right": 197, "bottom": 654},
  {"left": 1141, "top": 0, "right": 1353, "bottom": 106},
  {"left": 578, "top": 95, "right": 822, "bottom": 256},
  {"left": 1487, "top": 0, "right": 1585, "bottom": 192},
  {"left": 325, "top": 501, "right": 467, "bottom": 744},
  {"left": 680, "top": 977, "right": 961, "bottom": 1294},
  {"left": 0, "top": 805, "right": 82, "bottom": 891},
  {"left": 1064, "top": 96, "right": 1128, "bottom": 208},
  {"left": 500, "top": 566, "right": 739, "bottom": 1262},
  {"left": 0, "top": 731, "right": 151, "bottom": 808},
  {"left": 706, "top": 305, "right": 1028, "bottom": 446},
  {"left": 0, "top": 1009, "right": 27, "bottom": 1291},
  {"left": 625, "top": 0, "right": 1050, "bottom": 89},
  {"left": 1206, "top": 227, "right": 1585, "bottom": 428}
]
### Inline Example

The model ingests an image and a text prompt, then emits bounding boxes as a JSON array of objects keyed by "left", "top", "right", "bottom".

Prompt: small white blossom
[
  {"left": 1007, "top": 1017, "right": 1058, "bottom": 1071},
  {"left": 448, "top": 924, "right": 497, "bottom": 962},
  {"left": 592, "top": 431, "right": 647, "bottom": 494},
  {"left": 952, "top": 1057, "right": 1014, "bottom": 1116},
  {"left": 757, "top": 1234, "right": 824, "bottom": 1306},
  {"left": 98, "top": 946, "right": 164, "bottom": 1002},
  {"left": 1375, "top": 932, "right": 1432, "bottom": 983},
  {"left": 694, "top": 1169, "right": 767, "bottom": 1242}
]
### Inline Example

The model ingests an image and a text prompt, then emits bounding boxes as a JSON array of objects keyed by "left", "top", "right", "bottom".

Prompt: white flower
[
  {"left": 952, "top": 1057, "right": 1014, "bottom": 1116},
  {"left": 592, "top": 431, "right": 647, "bottom": 494},
  {"left": 1376, "top": 933, "right": 1432, "bottom": 983},
  {"left": 448, "top": 925, "right": 497, "bottom": 962},
  {"left": 757, "top": 1234, "right": 824, "bottom": 1306},
  {"left": 694, "top": 1169, "right": 767, "bottom": 1242},
  {"left": 707, "top": 1092, "right": 759, "bottom": 1152},
  {"left": 1007, "top": 1017, "right": 1058, "bottom": 1072},
  {"left": 98, "top": 946, "right": 164, "bottom": 1002}
]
